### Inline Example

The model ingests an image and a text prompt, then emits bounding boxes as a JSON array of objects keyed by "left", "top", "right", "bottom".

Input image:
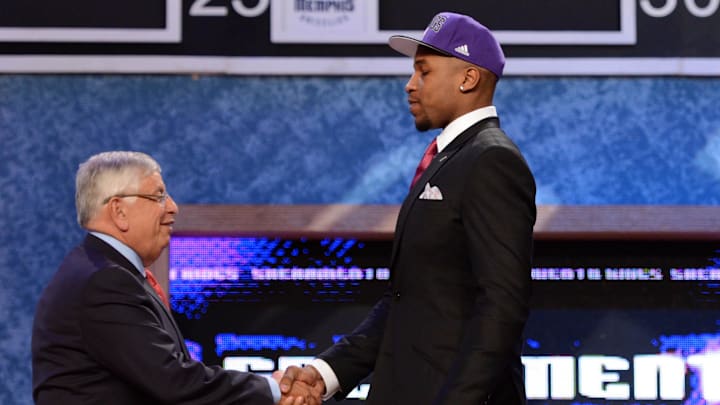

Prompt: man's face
[
  {"left": 123, "top": 172, "right": 178, "bottom": 265},
  {"left": 405, "top": 47, "right": 464, "bottom": 131}
]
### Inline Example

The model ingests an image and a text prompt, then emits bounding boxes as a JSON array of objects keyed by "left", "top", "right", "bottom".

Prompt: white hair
[{"left": 75, "top": 151, "right": 161, "bottom": 227}]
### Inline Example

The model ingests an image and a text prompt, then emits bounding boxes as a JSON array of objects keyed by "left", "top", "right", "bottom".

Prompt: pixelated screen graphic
[{"left": 169, "top": 237, "right": 720, "bottom": 404}]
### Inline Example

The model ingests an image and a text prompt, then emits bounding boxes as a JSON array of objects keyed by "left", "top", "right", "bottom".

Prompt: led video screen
[{"left": 168, "top": 236, "right": 720, "bottom": 404}]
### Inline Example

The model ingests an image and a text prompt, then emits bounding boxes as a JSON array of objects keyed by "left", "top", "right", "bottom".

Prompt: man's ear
[
  {"left": 460, "top": 65, "right": 481, "bottom": 92},
  {"left": 107, "top": 198, "right": 130, "bottom": 232}
]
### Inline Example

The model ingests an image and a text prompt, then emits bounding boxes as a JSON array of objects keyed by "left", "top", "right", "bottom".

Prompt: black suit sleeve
[
  {"left": 434, "top": 146, "right": 536, "bottom": 404},
  {"left": 79, "top": 265, "right": 274, "bottom": 405},
  {"left": 316, "top": 287, "right": 393, "bottom": 397}
]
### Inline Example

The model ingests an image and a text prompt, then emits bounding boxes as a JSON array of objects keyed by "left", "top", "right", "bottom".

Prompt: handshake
[{"left": 272, "top": 365, "right": 326, "bottom": 405}]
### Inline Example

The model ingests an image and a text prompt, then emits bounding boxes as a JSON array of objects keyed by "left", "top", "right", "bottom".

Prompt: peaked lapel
[{"left": 389, "top": 118, "right": 501, "bottom": 272}]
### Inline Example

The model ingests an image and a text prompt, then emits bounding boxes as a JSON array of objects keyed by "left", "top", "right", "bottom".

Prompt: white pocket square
[{"left": 418, "top": 183, "right": 443, "bottom": 200}]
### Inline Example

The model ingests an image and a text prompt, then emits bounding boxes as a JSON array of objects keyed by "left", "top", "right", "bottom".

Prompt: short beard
[{"left": 414, "top": 118, "right": 432, "bottom": 132}]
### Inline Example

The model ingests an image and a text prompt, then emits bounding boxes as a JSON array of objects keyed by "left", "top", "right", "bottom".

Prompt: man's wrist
[
  {"left": 310, "top": 359, "right": 340, "bottom": 400},
  {"left": 262, "top": 374, "right": 282, "bottom": 403}
]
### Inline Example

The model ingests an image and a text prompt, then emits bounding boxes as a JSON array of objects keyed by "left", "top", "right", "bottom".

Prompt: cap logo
[
  {"left": 428, "top": 15, "right": 447, "bottom": 32},
  {"left": 389, "top": 12, "right": 505, "bottom": 78},
  {"left": 454, "top": 44, "right": 470, "bottom": 57}
]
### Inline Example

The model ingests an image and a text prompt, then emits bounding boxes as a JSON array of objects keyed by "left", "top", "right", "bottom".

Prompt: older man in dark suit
[
  {"left": 279, "top": 12, "right": 537, "bottom": 405},
  {"left": 32, "top": 151, "right": 318, "bottom": 405}
]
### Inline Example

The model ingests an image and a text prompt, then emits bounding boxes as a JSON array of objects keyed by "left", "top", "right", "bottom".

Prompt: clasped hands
[{"left": 272, "top": 365, "right": 326, "bottom": 405}]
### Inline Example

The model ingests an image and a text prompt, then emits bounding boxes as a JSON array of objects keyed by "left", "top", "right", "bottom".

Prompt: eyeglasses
[{"left": 103, "top": 193, "right": 171, "bottom": 205}]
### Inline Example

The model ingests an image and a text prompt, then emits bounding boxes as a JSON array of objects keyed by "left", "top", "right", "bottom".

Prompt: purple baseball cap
[{"left": 388, "top": 12, "right": 505, "bottom": 79}]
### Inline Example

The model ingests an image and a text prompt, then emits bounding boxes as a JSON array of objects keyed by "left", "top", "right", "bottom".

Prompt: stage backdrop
[
  {"left": 1, "top": 75, "right": 720, "bottom": 403},
  {"left": 2, "top": 0, "right": 720, "bottom": 75}
]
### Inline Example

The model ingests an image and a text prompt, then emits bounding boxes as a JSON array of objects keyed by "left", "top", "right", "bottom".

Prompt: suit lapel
[
  {"left": 142, "top": 282, "right": 191, "bottom": 358},
  {"left": 389, "top": 118, "right": 500, "bottom": 271},
  {"left": 84, "top": 234, "right": 190, "bottom": 358}
]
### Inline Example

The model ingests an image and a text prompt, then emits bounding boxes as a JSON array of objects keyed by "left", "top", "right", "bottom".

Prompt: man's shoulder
[
  {"left": 449, "top": 127, "right": 522, "bottom": 165},
  {"left": 468, "top": 125, "right": 517, "bottom": 152},
  {"left": 49, "top": 236, "right": 138, "bottom": 291},
  {"left": 455, "top": 126, "right": 532, "bottom": 174}
]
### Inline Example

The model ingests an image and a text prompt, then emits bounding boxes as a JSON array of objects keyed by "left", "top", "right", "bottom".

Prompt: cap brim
[{"left": 388, "top": 35, "right": 451, "bottom": 58}]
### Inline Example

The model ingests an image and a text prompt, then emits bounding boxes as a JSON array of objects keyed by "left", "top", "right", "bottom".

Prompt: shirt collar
[
  {"left": 436, "top": 106, "right": 498, "bottom": 153},
  {"left": 90, "top": 231, "right": 146, "bottom": 277}
]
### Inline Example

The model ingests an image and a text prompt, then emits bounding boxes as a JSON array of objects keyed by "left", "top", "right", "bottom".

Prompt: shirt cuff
[
  {"left": 262, "top": 374, "right": 281, "bottom": 403},
  {"left": 311, "top": 358, "right": 341, "bottom": 401}
]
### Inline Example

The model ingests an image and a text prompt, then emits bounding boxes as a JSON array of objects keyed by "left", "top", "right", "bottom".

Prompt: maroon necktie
[
  {"left": 410, "top": 138, "right": 438, "bottom": 189},
  {"left": 146, "top": 268, "right": 170, "bottom": 309}
]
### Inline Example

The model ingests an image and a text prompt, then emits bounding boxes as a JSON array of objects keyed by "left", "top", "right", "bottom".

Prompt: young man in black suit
[
  {"left": 32, "top": 151, "right": 318, "bottom": 405},
  {"left": 279, "top": 12, "right": 537, "bottom": 405}
]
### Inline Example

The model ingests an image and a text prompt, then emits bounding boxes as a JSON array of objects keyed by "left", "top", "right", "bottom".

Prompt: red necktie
[
  {"left": 145, "top": 268, "right": 170, "bottom": 309},
  {"left": 410, "top": 138, "right": 438, "bottom": 189}
]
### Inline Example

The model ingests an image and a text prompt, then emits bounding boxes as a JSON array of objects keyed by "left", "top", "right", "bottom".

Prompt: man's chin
[
  {"left": 146, "top": 245, "right": 168, "bottom": 267},
  {"left": 157, "top": 235, "right": 172, "bottom": 252},
  {"left": 415, "top": 120, "right": 432, "bottom": 132}
]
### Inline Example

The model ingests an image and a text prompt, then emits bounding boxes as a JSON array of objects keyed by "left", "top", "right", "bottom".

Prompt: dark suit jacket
[
  {"left": 318, "top": 118, "right": 536, "bottom": 405},
  {"left": 32, "top": 234, "right": 274, "bottom": 405}
]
